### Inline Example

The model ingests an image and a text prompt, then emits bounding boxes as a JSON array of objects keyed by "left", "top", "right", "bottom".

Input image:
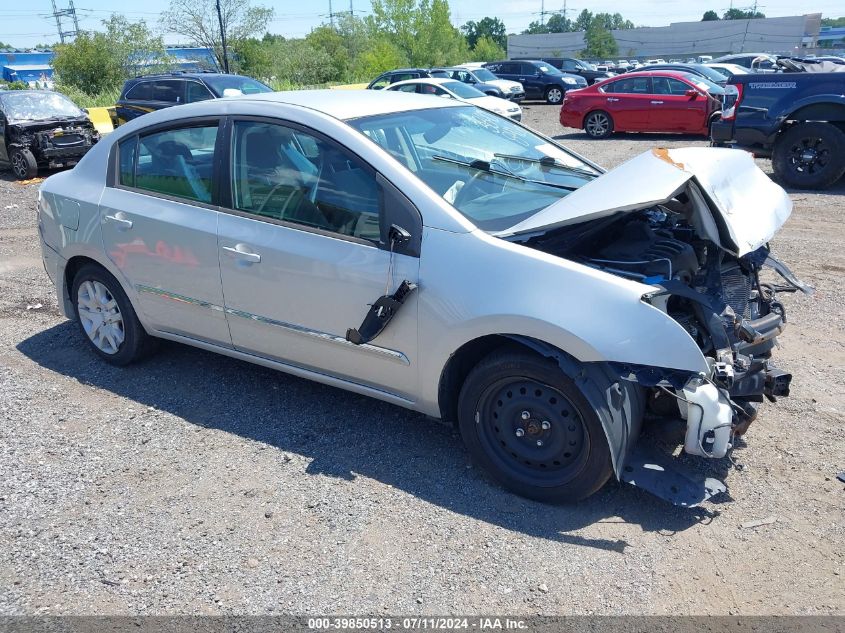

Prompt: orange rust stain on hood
[{"left": 652, "top": 148, "right": 687, "bottom": 171}]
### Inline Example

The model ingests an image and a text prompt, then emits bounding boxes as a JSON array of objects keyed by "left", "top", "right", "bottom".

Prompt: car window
[
  {"left": 125, "top": 81, "right": 153, "bottom": 101},
  {"left": 152, "top": 80, "right": 183, "bottom": 103},
  {"left": 391, "top": 73, "right": 415, "bottom": 83},
  {"left": 369, "top": 75, "right": 390, "bottom": 90},
  {"left": 118, "top": 136, "right": 137, "bottom": 187},
  {"left": 230, "top": 120, "right": 381, "bottom": 243},
  {"left": 132, "top": 124, "right": 218, "bottom": 203},
  {"left": 394, "top": 83, "right": 419, "bottom": 93},
  {"left": 561, "top": 60, "right": 577, "bottom": 70},
  {"left": 185, "top": 81, "right": 214, "bottom": 103},
  {"left": 519, "top": 63, "right": 537, "bottom": 75},
  {"left": 603, "top": 77, "right": 651, "bottom": 94},
  {"left": 652, "top": 77, "right": 691, "bottom": 95}
]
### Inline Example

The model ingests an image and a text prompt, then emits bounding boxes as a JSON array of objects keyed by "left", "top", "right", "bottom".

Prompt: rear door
[
  {"left": 216, "top": 118, "right": 421, "bottom": 398},
  {"left": 99, "top": 118, "right": 231, "bottom": 345},
  {"left": 600, "top": 76, "right": 653, "bottom": 130},
  {"left": 649, "top": 76, "right": 708, "bottom": 132},
  {"left": 517, "top": 62, "right": 543, "bottom": 98}
]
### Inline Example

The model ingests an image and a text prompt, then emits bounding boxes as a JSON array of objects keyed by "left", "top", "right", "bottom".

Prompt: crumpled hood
[{"left": 498, "top": 147, "right": 792, "bottom": 257}]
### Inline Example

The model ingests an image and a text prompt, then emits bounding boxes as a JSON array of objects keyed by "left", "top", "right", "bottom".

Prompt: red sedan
[{"left": 560, "top": 71, "right": 723, "bottom": 138}]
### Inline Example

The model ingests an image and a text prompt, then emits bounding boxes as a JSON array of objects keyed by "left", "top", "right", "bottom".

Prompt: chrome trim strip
[
  {"left": 135, "top": 284, "right": 225, "bottom": 311},
  {"left": 224, "top": 308, "right": 410, "bottom": 366},
  {"left": 135, "top": 284, "right": 410, "bottom": 365}
]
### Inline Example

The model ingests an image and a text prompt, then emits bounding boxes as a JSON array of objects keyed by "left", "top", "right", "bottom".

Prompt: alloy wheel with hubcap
[
  {"left": 584, "top": 111, "right": 613, "bottom": 139},
  {"left": 545, "top": 87, "right": 563, "bottom": 104},
  {"left": 10, "top": 148, "right": 38, "bottom": 180},
  {"left": 77, "top": 280, "right": 125, "bottom": 354}
]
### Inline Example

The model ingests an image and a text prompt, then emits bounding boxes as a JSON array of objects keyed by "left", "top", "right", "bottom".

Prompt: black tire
[
  {"left": 10, "top": 147, "right": 38, "bottom": 180},
  {"left": 71, "top": 263, "right": 156, "bottom": 366},
  {"left": 544, "top": 86, "right": 564, "bottom": 105},
  {"left": 457, "top": 350, "right": 613, "bottom": 503},
  {"left": 772, "top": 122, "right": 845, "bottom": 190},
  {"left": 583, "top": 110, "right": 614, "bottom": 139}
]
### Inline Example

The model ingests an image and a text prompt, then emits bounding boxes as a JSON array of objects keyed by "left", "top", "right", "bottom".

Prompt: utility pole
[
  {"left": 329, "top": 0, "right": 335, "bottom": 27},
  {"left": 215, "top": 0, "right": 229, "bottom": 73},
  {"left": 51, "top": 0, "right": 80, "bottom": 44},
  {"left": 540, "top": 0, "right": 545, "bottom": 26},
  {"left": 349, "top": 0, "right": 353, "bottom": 16}
]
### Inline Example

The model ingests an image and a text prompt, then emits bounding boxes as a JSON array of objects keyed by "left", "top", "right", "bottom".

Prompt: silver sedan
[{"left": 37, "top": 90, "right": 804, "bottom": 504}]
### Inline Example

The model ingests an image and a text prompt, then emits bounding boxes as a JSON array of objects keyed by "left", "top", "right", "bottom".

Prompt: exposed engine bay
[
  {"left": 7, "top": 118, "right": 99, "bottom": 170},
  {"left": 521, "top": 193, "right": 810, "bottom": 462}
]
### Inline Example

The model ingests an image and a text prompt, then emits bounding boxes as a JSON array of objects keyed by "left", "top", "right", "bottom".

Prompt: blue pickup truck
[{"left": 711, "top": 61, "right": 845, "bottom": 189}]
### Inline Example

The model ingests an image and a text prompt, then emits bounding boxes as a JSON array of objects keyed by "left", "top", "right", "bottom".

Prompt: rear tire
[
  {"left": 10, "top": 148, "right": 38, "bottom": 180},
  {"left": 772, "top": 122, "right": 845, "bottom": 190},
  {"left": 457, "top": 350, "right": 613, "bottom": 503},
  {"left": 584, "top": 110, "right": 614, "bottom": 139},
  {"left": 71, "top": 263, "right": 156, "bottom": 366},
  {"left": 545, "top": 86, "right": 564, "bottom": 105}
]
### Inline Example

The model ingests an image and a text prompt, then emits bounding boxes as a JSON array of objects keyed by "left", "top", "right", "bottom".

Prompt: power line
[{"left": 50, "top": 0, "right": 80, "bottom": 43}]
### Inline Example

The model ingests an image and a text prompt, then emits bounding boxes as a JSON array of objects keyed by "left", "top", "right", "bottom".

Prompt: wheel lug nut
[
  {"left": 515, "top": 428, "right": 525, "bottom": 438},
  {"left": 536, "top": 440, "right": 543, "bottom": 447},
  {"left": 541, "top": 421, "right": 550, "bottom": 430},
  {"left": 520, "top": 411, "right": 530, "bottom": 420}
]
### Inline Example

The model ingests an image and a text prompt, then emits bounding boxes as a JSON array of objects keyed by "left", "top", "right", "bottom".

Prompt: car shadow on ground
[{"left": 17, "top": 321, "right": 725, "bottom": 551}]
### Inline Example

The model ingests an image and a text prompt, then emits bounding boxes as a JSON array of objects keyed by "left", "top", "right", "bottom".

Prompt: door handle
[
  {"left": 222, "top": 245, "right": 261, "bottom": 263},
  {"left": 650, "top": 100, "right": 664, "bottom": 104},
  {"left": 607, "top": 97, "right": 619, "bottom": 102},
  {"left": 103, "top": 213, "right": 133, "bottom": 229}
]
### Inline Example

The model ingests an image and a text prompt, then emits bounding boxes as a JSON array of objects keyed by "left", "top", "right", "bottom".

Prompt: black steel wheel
[
  {"left": 458, "top": 350, "right": 613, "bottom": 502},
  {"left": 772, "top": 122, "right": 845, "bottom": 190},
  {"left": 10, "top": 148, "right": 38, "bottom": 180},
  {"left": 584, "top": 110, "right": 614, "bottom": 139}
]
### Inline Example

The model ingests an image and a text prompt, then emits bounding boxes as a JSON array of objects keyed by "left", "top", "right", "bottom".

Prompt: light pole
[{"left": 216, "top": 0, "right": 230, "bottom": 73}]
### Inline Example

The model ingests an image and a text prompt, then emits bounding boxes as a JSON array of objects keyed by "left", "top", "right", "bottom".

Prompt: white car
[
  {"left": 37, "top": 90, "right": 804, "bottom": 505},
  {"left": 705, "top": 62, "right": 751, "bottom": 79},
  {"left": 386, "top": 78, "right": 522, "bottom": 121}
]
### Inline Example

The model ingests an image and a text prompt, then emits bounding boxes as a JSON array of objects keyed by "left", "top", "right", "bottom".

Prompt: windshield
[
  {"left": 0, "top": 91, "right": 84, "bottom": 122},
  {"left": 536, "top": 64, "right": 562, "bottom": 75},
  {"left": 471, "top": 68, "right": 498, "bottom": 82},
  {"left": 443, "top": 81, "right": 485, "bottom": 99},
  {"left": 677, "top": 72, "right": 724, "bottom": 94},
  {"left": 348, "top": 106, "right": 600, "bottom": 231},
  {"left": 203, "top": 75, "right": 272, "bottom": 97},
  {"left": 687, "top": 64, "right": 728, "bottom": 84}
]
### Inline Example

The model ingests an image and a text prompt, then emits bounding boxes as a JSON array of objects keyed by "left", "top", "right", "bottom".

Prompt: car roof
[
  {"left": 127, "top": 72, "right": 231, "bottom": 81},
  {"left": 234, "top": 89, "right": 462, "bottom": 119},
  {"left": 603, "top": 70, "right": 694, "bottom": 79}
]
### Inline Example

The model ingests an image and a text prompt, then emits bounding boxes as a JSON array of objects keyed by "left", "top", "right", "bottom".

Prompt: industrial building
[
  {"left": 507, "top": 13, "right": 824, "bottom": 60},
  {"left": 0, "top": 47, "right": 219, "bottom": 89}
]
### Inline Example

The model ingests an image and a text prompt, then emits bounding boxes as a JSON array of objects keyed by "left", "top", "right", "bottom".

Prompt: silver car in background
[{"left": 37, "top": 90, "right": 805, "bottom": 505}]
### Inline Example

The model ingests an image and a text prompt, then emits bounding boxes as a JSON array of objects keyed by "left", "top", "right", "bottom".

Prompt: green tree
[
  {"left": 461, "top": 16, "right": 506, "bottom": 49},
  {"left": 160, "top": 0, "right": 273, "bottom": 70},
  {"left": 355, "top": 36, "right": 408, "bottom": 77},
  {"left": 522, "top": 21, "right": 549, "bottom": 35},
  {"left": 723, "top": 8, "right": 765, "bottom": 20},
  {"left": 367, "top": 0, "right": 467, "bottom": 67},
  {"left": 51, "top": 15, "right": 170, "bottom": 95},
  {"left": 702, "top": 10, "right": 720, "bottom": 21},
  {"left": 546, "top": 13, "right": 573, "bottom": 33},
  {"left": 306, "top": 25, "right": 349, "bottom": 81},
  {"left": 574, "top": 9, "right": 593, "bottom": 32},
  {"left": 821, "top": 17, "right": 845, "bottom": 27},
  {"left": 470, "top": 35, "right": 505, "bottom": 62},
  {"left": 581, "top": 21, "right": 618, "bottom": 58}
]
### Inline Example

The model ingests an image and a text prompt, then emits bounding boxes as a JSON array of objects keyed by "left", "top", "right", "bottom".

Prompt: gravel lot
[{"left": 1, "top": 103, "right": 843, "bottom": 616}]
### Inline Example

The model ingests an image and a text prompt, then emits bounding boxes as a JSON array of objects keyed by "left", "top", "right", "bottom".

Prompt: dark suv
[
  {"left": 483, "top": 60, "right": 587, "bottom": 104},
  {"left": 516, "top": 57, "right": 613, "bottom": 85},
  {"left": 367, "top": 68, "right": 447, "bottom": 90},
  {"left": 115, "top": 72, "right": 272, "bottom": 124}
]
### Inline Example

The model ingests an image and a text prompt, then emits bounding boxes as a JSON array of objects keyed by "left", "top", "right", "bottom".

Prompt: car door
[
  {"left": 601, "top": 76, "right": 653, "bottom": 130},
  {"left": 517, "top": 62, "right": 543, "bottom": 98},
  {"left": 0, "top": 109, "right": 8, "bottom": 164},
  {"left": 99, "top": 118, "right": 231, "bottom": 345},
  {"left": 649, "top": 76, "right": 708, "bottom": 132},
  {"left": 217, "top": 118, "right": 420, "bottom": 398}
]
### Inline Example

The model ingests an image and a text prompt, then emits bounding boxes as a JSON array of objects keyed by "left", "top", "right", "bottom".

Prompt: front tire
[
  {"left": 545, "top": 86, "right": 564, "bottom": 105},
  {"left": 772, "top": 122, "right": 845, "bottom": 190},
  {"left": 71, "top": 264, "right": 155, "bottom": 366},
  {"left": 457, "top": 351, "right": 613, "bottom": 503},
  {"left": 584, "top": 110, "right": 614, "bottom": 139},
  {"left": 10, "top": 148, "right": 38, "bottom": 180}
]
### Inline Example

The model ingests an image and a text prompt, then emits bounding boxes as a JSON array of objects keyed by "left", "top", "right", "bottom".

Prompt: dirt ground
[{"left": 0, "top": 103, "right": 843, "bottom": 616}]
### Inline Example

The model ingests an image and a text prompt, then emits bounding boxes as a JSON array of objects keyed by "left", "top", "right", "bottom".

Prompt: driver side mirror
[{"left": 685, "top": 89, "right": 699, "bottom": 99}]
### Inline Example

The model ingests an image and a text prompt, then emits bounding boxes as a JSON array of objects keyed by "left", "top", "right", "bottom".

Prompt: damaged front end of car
[
  {"left": 502, "top": 147, "right": 810, "bottom": 506},
  {"left": 8, "top": 118, "right": 99, "bottom": 171}
]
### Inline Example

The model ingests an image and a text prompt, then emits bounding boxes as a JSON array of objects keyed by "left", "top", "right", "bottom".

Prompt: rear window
[
  {"left": 202, "top": 75, "right": 272, "bottom": 97},
  {"left": 125, "top": 81, "right": 153, "bottom": 101}
]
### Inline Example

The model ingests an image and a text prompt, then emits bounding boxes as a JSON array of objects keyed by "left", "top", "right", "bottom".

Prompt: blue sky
[{"left": 1, "top": 0, "right": 842, "bottom": 48}]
